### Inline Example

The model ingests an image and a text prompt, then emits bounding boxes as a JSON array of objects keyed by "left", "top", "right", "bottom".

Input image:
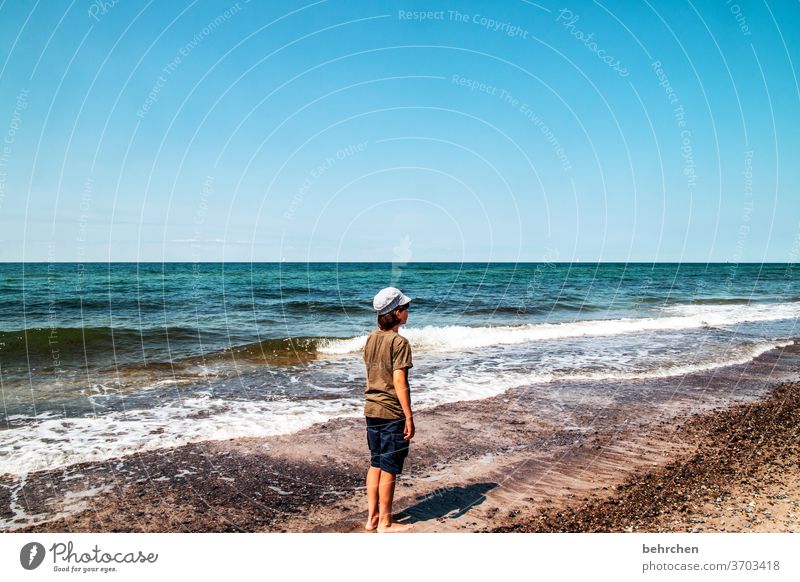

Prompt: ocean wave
[
  {"left": 468, "top": 300, "right": 602, "bottom": 315},
  {"left": 660, "top": 301, "right": 800, "bottom": 318},
  {"left": 280, "top": 300, "right": 373, "bottom": 314},
  {"left": 318, "top": 302, "right": 800, "bottom": 354},
  {"left": 683, "top": 297, "right": 754, "bottom": 305},
  {"left": 0, "top": 326, "right": 212, "bottom": 359},
  {"left": 199, "top": 336, "right": 321, "bottom": 365},
  {"left": 638, "top": 296, "right": 753, "bottom": 305},
  {"left": 1, "top": 338, "right": 792, "bottom": 477}
]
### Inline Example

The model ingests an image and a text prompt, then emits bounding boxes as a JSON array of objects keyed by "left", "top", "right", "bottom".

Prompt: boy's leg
[
  {"left": 377, "top": 469, "right": 395, "bottom": 527},
  {"left": 365, "top": 466, "right": 381, "bottom": 530},
  {"left": 377, "top": 470, "right": 413, "bottom": 532}
]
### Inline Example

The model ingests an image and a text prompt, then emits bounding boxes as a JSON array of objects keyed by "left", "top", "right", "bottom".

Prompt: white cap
[{"left": 373, "top": 287, "right": 412, "bottom": 316}]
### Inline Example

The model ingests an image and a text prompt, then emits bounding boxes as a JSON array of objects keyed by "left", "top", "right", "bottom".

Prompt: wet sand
[
  {"left": 3, "top": 341, "right": 799, "bottom": 533},
  {"left": 493, "top": 379, "right": 800, "bottom": 532}
]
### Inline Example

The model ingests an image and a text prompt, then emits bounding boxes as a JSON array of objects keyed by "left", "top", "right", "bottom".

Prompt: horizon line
[{"left": 1, "top": 261, "right": 797, "bottom": 265}]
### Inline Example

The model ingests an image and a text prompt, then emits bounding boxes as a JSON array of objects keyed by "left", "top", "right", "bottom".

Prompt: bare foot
[
  {"left": 377, "top": 521, "right": 414, "bottom": 533},
  {"left": 365, "top": 516, "right": 379, "bottom": 531}
]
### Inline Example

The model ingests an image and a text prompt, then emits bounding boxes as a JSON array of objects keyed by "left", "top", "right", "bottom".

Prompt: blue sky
[{"left": 0, "top": 0, "right": 798, "bottom": 262}]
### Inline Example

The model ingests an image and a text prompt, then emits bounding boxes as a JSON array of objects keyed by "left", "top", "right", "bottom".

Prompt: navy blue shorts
[{"left": 366, "top": 416, "right": 410, "bottom": 475}]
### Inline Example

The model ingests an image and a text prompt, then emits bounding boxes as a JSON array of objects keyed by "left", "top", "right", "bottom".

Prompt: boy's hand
[{"left": 404, "top": 417, "right": 415, "bottom": 440}]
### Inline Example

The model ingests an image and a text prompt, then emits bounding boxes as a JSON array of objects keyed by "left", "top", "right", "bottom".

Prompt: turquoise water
[{"left": 0, "top": 262, "right": 798, "bottom": 474}]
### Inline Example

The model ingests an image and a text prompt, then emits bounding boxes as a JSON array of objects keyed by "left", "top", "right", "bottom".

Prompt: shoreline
[
  {"left": 492, "top": 379, "right": 800, "bottom": 532},
  {"left": 2, "top": 341, "right": 799, "bottom": 533}
]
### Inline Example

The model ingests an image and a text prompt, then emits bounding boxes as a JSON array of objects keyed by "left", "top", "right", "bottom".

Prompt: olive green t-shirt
[{"left": 363, "top": 329, "right": 413, "bottom": 419}]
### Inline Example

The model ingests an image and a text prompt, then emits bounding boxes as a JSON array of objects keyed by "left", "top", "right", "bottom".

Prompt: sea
[{"left": 0, "top": 262, "right": 798, "bottom": 476}]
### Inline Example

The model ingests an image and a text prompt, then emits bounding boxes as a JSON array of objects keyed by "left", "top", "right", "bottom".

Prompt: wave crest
[{"left": 318, "top": 301, "right": 800, "bottom": 354}]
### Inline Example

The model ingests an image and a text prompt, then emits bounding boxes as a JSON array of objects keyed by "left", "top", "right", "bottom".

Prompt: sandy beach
[{"left": 3, "top": 340, "right": 799, "bottom": 534}]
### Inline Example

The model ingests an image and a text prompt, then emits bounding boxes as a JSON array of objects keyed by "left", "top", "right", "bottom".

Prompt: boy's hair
[{"left": 377, "top": 309, "right": 402, "bottom": 330}]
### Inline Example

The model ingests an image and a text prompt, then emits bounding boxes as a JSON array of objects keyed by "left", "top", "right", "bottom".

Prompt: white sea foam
[
  {"left": 318, "top": 302, "right": 800, "bottom": 354},
  {"left": 0, "top": 397, "right": 362, "bottom": 476},
  {"left": 660, "top": 301, "right": 800, "bottom": 321},
  {"left": 411, "top": 339, "right": 793, "bottom": 408}
]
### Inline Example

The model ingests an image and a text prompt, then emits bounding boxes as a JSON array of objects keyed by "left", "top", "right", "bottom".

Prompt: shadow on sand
[{"left": 396, "top": 482, "right": 498, "bottom": 524}]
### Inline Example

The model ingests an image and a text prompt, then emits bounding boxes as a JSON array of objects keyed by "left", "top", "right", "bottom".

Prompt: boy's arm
[{"left": 393, "top": 368, "right": 415, "bottom": 439}]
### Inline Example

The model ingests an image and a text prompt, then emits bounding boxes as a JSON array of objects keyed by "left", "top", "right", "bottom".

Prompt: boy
[{"left": 363, "top": 287, "right": 414, "bottom": 533}]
